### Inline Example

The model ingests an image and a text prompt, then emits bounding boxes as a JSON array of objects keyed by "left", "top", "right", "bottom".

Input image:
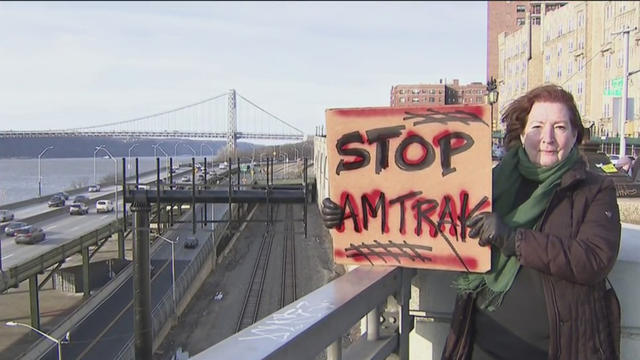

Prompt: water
[{"left": 0, "top": 156, "right": 198, "bottom": 206}]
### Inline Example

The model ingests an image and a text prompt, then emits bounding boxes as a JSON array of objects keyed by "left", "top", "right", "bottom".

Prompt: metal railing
[{"left": 190, "top": 266, "right": 415, "bottom": 360}]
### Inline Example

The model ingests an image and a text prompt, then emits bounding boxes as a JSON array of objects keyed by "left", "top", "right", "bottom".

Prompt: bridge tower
[{"left": 227, "top": 89, "right": 237, "bottom": 160}]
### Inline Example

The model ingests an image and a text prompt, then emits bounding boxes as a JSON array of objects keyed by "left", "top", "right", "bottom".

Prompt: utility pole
[{"left": 614, "top": 26, "right": 637, "bottom": 158}]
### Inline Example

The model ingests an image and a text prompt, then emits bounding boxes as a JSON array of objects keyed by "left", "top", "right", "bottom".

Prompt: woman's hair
[{"left": 502, "top": 84, "right": 584, "bottom": 150}]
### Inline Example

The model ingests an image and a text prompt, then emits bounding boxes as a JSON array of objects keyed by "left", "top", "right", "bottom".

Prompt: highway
[
  {"left": 40, "top": 205, "right": 223, "bottom": 360},
  {"left": 0, "top": 168, "right": 194, "bottom": 271}
]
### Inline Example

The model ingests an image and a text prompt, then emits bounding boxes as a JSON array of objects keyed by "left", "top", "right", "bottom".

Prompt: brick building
[{"left": 390, "top": 79, "right": 487, "bottom": 108}]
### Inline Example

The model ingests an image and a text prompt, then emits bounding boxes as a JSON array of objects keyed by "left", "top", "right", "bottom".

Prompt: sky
[{"left": 0, "top": 1, "right": 487, "bottom": 137}]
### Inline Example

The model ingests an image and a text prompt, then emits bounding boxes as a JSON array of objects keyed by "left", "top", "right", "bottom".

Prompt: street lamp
[
  {"left": 96, "top": 147, "right": 119, "bottom": 221},
  {"left": 152, "top": 144, "right": 170, "bottom": 180},
  {"left": 5, "top": 321, "right": 69, "bottom": 360},
  {"left": 487, "top": 77, "right": 499, "bottom": 146},
  {"left": 37, "top": 146, "right": 54, "bottom": 197},
  {"left": 128, "top": 144, "right": 139, "bottom": 170},
  {"left": 155, "top": 234, "right": 178, "bottom": 315},
  {"left": 93, "top": 145, "right": 105, "bottom": 186},
  {"left": 184, "top": 144, "right": 196, "bottom": 156},
  {"left": 174, "top": 141, "right": 184, "bottom": 157}
]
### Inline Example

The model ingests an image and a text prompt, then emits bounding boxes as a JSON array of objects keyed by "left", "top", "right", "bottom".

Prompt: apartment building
[
  {"left": 497, "top": 1, "right": 640, "bottom": 138},
  {"left": 389, "top": 80, "right": 487, "bottom": 108},
  {"left": 488, "top": 1, "right": 568, "bottom": 82}
]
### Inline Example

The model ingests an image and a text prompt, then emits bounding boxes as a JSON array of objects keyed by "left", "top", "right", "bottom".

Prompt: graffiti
[
  {"left": 239, "top": 300, "right": 335, "bottom": 341},
  {"left": 326, "top": 105, "right": 492, "bottom": 272}
]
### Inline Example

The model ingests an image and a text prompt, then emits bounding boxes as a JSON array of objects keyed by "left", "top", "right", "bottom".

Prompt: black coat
[{"left": 443, "top": 158, "right": 621, "bottom": 360}]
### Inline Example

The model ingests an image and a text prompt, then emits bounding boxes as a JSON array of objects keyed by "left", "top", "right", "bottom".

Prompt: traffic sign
[{"left": 604, "top": 77, "right": 623, "bottom": 97}]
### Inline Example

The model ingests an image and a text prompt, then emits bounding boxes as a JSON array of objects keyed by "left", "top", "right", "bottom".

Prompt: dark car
[
  {"left": 4, "top": 221, "right": 29, "bottom": 236},
  {"left": 184, "top": 236, "right": 199, "bottom": 249},
  {"left": 48, "top": 195, "right": 65, "bottom": 208},
  {"left": 14, "top": 226, "right": 46, "bottom": 244},
  {"left": 53, "top": 191, "right": 70, "bottom": 200},
  {"left": 72, "top": 195, "right": 90, "bottom": 204}
]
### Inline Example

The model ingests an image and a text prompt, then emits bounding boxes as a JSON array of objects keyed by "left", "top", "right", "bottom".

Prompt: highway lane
[
  {"left": 4, "top": 168, "right": 183, "bottom": 222},
  {"left": 1, "top": 207, "right": 116, "bottom": 268},
  {"left": 0, "top": 167, "right": 206, "bottom": 271},
  {"left": 40, "top": 203, "right": 226, "bottom": 360}
]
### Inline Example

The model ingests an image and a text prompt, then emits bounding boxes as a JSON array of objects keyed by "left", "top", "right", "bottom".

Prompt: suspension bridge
[{"left": 0, "top": 89, "right": 304, "bottom": 157}]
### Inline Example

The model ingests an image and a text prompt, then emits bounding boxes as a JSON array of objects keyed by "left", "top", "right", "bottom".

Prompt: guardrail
[{"left": 190, "top": 265, "right": 414, "bottom": 360}]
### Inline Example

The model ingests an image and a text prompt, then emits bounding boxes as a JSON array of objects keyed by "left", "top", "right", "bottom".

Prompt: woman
[{"left": 321, "top": 85, "right": 621, "bottom": 359}]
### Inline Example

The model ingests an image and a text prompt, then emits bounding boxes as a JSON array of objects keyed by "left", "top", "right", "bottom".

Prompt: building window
[
  {"left": 517, "top": 5, "right": 526, "bottom": 12},
  {"left": 399, "top": 97, "right": 406, "bottom": 103},
  {"left": 428, "top": 97, "right": 435, "bottom": 103},
  {"left": 412, "top": 97, "right": 420, "bottom": 103},
  {"left": 517, "top": 17, "right": 525, "bottom": 26},
  {"left": 476, "top": 96, "right": 482, "bottom": 103},
  {"left": 567, "top": 61, "right": 573, "bottom": 75},
  {"left": 532, "top": 4, "right": 541, "bottom": 15},
  {"left": 545, "top": 54, "right": 551, "bottom": 64},
  {"left": 557, "top": 66, "right": 562, "bottom": 79},
  {"left": 429, "top": 89, "right": 436, "bottom": 94},
  {"left": 532, "top": 17, "right": 541, "bottom": 25},
  {"left": 399, "top": 89, "right": 405, "bottom": 94},
  {"left": 578, "top": 12, "right": 584, "bottom": 27},
  {"left": 558, "top": 44, "right": 562, "bottom": 57},
  {"left": 605, "top": 54, "right": 611, "bottom": 68},
  {"left": 412, "top": 89, "right": 420, "bottom": 94},
  {"left": 569, "top": 40, "right": 574, "bottom": 51},
  {"left": 577, "top": 81, "right": 583, "bottom": 95}
]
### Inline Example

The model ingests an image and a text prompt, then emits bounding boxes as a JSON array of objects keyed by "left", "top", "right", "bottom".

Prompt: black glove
[
  {"left": 321, "top": 197, "right": 343, "bottom": 229},
  {"left": 467, "top": 212, "right": 517, "bottom": 256}
]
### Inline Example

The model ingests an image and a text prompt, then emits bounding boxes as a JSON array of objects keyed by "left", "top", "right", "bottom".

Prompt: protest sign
[{"left": 325, "top": 105, "right": 492, "bottom": 272}]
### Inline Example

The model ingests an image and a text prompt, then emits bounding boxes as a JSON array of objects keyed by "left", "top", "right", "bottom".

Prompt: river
[{"left": 0, "top": 156, "right": 199, "bottom": 206}]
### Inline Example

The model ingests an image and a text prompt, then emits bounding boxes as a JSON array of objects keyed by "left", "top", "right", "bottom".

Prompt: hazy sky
[{"left": 0, "top": 1, "right": 487, "bottom": 136}]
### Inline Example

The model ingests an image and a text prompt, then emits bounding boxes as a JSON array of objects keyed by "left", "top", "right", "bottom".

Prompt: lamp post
[
  {"left": 93, "top": 145, "right": 105, "bottom": 186},
  {"left": 152, "top": 144, "right": 170, "bottom": 180},
  {"left": 487, "top": 77, "right": 499, "bottom": 146},
  {"left": 5, "top": 321, "right": 69, "bottom": 360},
  {"left": 155, "top": 235, "right": 178, "bottom": 315},
  {"left": 128, "top": 144, "right": 139, "bottom": 171},
  {"left": 37, "top": 146, "right": 54, "bottom": 197},
  {"left": 96, "top": 147, "right": 119, "bottom": 220}
]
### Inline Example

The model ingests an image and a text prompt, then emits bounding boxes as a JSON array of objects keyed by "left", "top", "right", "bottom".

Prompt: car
[
  {"left": 96, "top": 200, "right": 114, "bottom": 213},
  {"left": 14, "top": 226, "right": 46, "bottom": 244},
  {"left": 72, "top": 195, "right": 90, "bottom": 204},
  {"left": 69, "top": 203, "right": 89, "bottom": 215},
  {"left": 47, "top": 195, "right": 66, "bottom": 208},
  {"left": 88, "top": 184, "right": 101, "bottom": 192},
  {"left": 218, "top": 162, "right": 228, "bottom": 170},
  {"left": 137, "top": 184, "right": 149, "bottom": 190},
  {"left": 184, "top": 236, "right": 199, "bottom": 249},
  {"left": 0, "top": 209, "right": 15, "bottom": 222},
  {"left": 52, "top": 191, "right": 70, "bottom": 200},
  {"left": 608, "top": 154, "right": 620, "bottom": 166},
  {"left": 4, "top": 221, "right": 29, "bottom": 236},
  {"left": 181, "top": 175, "right": 191, "bottom": 182}
]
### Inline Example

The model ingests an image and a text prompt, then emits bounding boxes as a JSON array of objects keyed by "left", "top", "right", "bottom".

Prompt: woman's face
[{"left": 520, "top": 102, "right": 577, "bottom": 167}]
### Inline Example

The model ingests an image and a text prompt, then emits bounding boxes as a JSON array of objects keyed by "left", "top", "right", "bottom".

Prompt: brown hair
[{"left": 502, "top": 84, "right": 584, "bottom": 150}]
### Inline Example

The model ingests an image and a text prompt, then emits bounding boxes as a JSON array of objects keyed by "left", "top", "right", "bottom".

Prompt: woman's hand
[
  {"left": 467, "top": 212, "right": 517, "bottom": 256},
  {"left": 321, "top": 197, "right": 343, "bottom": 229}
]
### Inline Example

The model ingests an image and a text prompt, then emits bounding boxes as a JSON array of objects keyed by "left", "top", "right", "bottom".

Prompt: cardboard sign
[{"left": 325, "top": 105, "right": 492, "bottom": 272}]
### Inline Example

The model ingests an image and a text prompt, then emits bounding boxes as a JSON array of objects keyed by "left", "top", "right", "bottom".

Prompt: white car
[
  {"left": 218, "top": 162, "right": 228, "bottom": 170},
  {"left": 88, "top": 184, "right": 101, "bottom": 192},
  {"left": 96, "top": 200, "right": 114, "bottom": 213},
  {"left": 69, "top": 203, "right": 89, "bottom": 215}
]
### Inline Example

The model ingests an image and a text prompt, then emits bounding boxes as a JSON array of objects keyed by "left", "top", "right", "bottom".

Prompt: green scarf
[{"left": 452, "top": 146, "right": 579, "bottom": 311}]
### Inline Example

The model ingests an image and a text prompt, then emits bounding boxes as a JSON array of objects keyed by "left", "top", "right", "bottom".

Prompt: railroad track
[
  {"left": 235, "top": 204, "right": 279, "bottom": 332},
  {"left": 281, "top": 204, "right": 297, "bottom": 307}
]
